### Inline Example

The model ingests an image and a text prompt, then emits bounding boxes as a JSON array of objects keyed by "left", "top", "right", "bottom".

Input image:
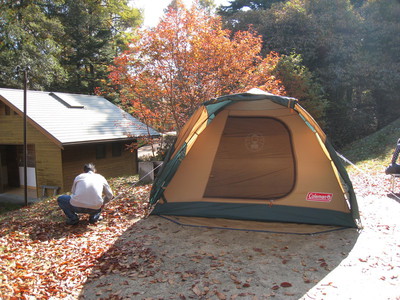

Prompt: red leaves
[
  {"left": 280, "top": 282, "right": 293, "bottom": 287},
  {"left": 271, "top": 282, "right": 293, "bottom": 291}
]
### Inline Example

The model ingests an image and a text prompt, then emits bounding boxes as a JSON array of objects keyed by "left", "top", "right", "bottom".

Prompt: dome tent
[{"left": 149, "top": 89, "right": 360, "bottom": 230}]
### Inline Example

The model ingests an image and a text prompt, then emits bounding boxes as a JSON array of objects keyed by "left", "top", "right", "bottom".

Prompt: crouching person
[{"left": 57, "top": 163, "right": 113, "bottom": 225}]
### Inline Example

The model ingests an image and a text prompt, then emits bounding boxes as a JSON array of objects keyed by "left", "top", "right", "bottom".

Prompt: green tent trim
[{"left": 151, "top": 202, "right": 356, "bottom": 228}]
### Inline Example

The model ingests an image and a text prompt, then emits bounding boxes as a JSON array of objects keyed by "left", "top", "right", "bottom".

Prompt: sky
[{"left": 130, "top": 0, "right": 231, "bottom": 28}]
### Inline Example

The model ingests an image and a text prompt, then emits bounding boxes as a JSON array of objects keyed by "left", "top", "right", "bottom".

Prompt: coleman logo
[
  {"left": 306, "top": 192, "right": 333, "bottom": 202},
  {"left": 245, "top": 133, "right": 265, "bottom": 152}
]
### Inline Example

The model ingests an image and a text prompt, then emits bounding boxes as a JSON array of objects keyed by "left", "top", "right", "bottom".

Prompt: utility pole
[
  {"left": 23, "top": 68, "right": 28, "bottom": 206},
  {"left": 17, "top": 66, "right": 29, "bottom": 206}
]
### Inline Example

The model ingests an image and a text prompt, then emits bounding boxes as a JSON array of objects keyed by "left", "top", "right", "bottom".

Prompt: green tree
[
  {"left": 54, "top": 0, "right": 141, "bottom": 94},
  {"left": 0, "top": 0, "right": 66, "bottom": 90},
  {"left": 219, "top": 0, "right": 383, "bottom": 146},
  {"left": 218, "top": 0, "right": 286, "bottom": 15},
  {"left": 0, "top": 0, "right": 141, "bottom": 94},
  {"left": 273, "top": 53, "right": 327, "bottom": 125},
  {"left": 360, "top": 0, "right": 400, "bottom": 128},
  {"left": 219, "top": 1, "right": 322, "bottom": 70},
  {"left": 220, "top": 1, "right": 329, "bottom": 126},
  {"left": 303, "top": 0, "right": 368, "bottom": 145}
]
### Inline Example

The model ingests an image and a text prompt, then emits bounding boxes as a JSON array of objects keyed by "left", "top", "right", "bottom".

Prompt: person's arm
[
  {"left": 71, "top": 177, "right": 78, "bottom": 194},
  {"left": 102, "top": 181, "right": 114, "bottom": 204}
]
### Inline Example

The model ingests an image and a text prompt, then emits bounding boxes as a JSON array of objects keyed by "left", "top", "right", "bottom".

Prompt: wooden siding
[
  {"left": 61, "top": 142, "right": 138, "bottom": 192},
  {"left": 0, "top": 112, "right": 63, "bottom": 197}
]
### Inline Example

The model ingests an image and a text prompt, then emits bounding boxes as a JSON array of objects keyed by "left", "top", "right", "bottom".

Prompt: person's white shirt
[{"left": 70, "top": 171, "right": 113, "bottom": 209}]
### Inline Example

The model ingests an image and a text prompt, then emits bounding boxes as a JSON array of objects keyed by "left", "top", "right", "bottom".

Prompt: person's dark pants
[{"left": 57, "top": 195, "right": 102, "bottom": 224}]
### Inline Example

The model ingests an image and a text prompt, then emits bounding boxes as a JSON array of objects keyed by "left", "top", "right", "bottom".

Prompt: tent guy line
[{"left": 337, "top": 151, "right": 400, "bottom": 201}]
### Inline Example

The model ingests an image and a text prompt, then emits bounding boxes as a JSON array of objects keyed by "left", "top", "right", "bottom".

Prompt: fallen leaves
[
  {"left": 192, "top": 284, "right": 202, "bottom": 296},
  {"left": 0, "top": 176, "right": 152, "bottom": 298},
  {"left": 346, "top": 166, "right": 394, "bottom": 198},
  {"left": 215, "top": 291, "right": 227, "bottom": 299},
  {"left": 280, "top": 282, "right": 293, "bottom": 287},
  {"left": 271, "top": 285, "right": 279, "bottom": 290}
]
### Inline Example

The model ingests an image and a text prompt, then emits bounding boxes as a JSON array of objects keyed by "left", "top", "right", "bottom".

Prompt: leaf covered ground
[
  {"left": 1, "top": 153, "right": 400, "bottom": 299},
  {"left": 0, "top": 176, "right": 151, "bottom": 299}
]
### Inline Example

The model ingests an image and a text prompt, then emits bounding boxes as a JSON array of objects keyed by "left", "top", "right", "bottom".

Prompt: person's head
[{"left": 83, "top": 163, "right": 96, "bottom": 173}]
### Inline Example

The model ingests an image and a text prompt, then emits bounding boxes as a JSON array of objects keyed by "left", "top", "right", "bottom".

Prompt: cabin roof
[{"left": 0, "top": 88, "right": 159, "bottom": 147}]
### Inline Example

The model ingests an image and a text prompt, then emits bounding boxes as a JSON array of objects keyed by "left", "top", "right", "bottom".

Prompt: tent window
[{"left": 204, "top": 116, "right": 295, "bottom": 200}]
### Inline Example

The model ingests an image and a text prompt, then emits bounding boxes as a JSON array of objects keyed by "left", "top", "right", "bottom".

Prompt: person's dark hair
[{"left": 83, "top": 163, "right": 96, "bottom": 173}]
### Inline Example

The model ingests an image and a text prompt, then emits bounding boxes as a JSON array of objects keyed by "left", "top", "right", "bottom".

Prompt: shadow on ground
[{"left": 79, "top": 216, "right": 359, "bottom": 299}]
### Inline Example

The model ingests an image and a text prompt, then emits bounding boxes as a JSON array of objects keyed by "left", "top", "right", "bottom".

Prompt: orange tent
[{"left": 150, "top": 89, "right": 360, "bottom": 228}]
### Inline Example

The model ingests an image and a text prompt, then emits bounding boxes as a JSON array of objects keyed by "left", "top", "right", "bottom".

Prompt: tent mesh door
[{"left": 204, "top": 116, "right": 295, "bottom": 199}]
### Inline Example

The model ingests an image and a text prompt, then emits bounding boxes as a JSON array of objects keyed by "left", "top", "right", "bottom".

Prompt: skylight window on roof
[{"left": 50, "top": 92, "right": 84, "bottom": 108}]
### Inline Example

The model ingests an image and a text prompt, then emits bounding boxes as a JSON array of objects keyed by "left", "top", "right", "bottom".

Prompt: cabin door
[
  {"left": 0, "top": 152, "right": 3, "bottom": 193},
  {"left": 6, "top": 145, "right": 20, "bottom": 188}
]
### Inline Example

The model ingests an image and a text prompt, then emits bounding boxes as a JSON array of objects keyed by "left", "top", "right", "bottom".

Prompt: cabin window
[
  {"left": 0, "top": 102, "right": 16, "bottom": 116},
  {"left": 96, "top": 144, "right": 106, "bottom": 159},
  {"left": 5, "top": 105, "right": 10, "bottom": 115},
  {"left": 112, "top": 143, "right": 122, "bottom": 157}
]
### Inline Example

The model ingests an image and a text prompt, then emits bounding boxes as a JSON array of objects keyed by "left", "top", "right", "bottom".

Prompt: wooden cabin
[{"left": 0, "top": 88, "right": 159, "bottom": 197}]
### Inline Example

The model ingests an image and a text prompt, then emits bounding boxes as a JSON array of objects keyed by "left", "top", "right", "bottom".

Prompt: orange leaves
[{"left": 108, "top": 3, "right": 285, "bottom": 132}]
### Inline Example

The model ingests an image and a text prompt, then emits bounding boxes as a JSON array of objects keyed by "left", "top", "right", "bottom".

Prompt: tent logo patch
[
  {"left": 306, "top": 192, "right": 333, "bottom": 202},
  {"left": 245, "top": 133, "right": 265, "bottom": 152}
]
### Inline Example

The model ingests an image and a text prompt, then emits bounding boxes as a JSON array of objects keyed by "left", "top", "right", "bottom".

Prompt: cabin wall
[
  {"left": 62, "top": 142, "right": 137, "bottom": 192},
  {"left": 0, "top": 105, "right": 63, "bottom": 197}
]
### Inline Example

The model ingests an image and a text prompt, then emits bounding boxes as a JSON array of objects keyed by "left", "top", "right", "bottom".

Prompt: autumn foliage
[{"left": 108, "top": 1, "right": 284, "bottom": 132}]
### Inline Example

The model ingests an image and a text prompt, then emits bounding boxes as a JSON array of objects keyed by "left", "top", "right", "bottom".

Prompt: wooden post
[
  {"left": 0, "top": 152, "right": 3, "bottom": 193},
  {"left": 23, "top": 69, "right": 28, "bottom": 206}
]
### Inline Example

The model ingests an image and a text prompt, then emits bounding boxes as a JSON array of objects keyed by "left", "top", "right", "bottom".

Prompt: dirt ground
[{"left": 79, "top": 194, "right": 400, "bottom": 300}]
